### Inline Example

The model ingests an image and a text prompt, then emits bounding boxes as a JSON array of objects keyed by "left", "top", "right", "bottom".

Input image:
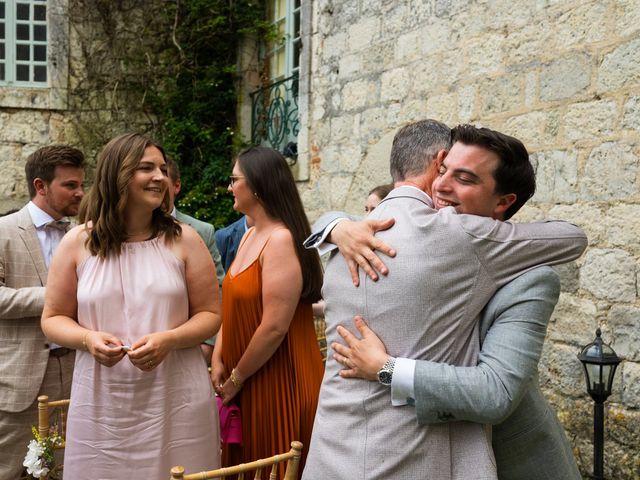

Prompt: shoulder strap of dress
[
  {"left": 257, "top": 226, "right": 288, "bottom": 257},
  {"left": 237, "top": 226, "right": 256, "bottom": 251}
]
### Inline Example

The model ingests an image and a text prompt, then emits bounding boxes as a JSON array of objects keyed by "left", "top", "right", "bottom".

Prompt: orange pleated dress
[{"left": 220, "top": 246, "right": 324, "bottom": 477}]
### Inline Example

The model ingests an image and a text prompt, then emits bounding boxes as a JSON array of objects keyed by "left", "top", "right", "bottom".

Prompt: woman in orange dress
[{"left": 211, "top": 147, "right": 324, "bottom": 476}]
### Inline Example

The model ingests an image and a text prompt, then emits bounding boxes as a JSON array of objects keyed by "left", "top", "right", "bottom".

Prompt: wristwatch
[{"left": 377, "top": 356, "right": 396, "bottom": 386}]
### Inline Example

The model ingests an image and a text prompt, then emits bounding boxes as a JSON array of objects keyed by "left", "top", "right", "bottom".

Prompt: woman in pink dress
[{"left": 41, "top": 133, "right": 221, "bottom": 478}]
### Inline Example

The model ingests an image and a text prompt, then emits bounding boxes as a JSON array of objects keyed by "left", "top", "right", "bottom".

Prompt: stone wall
[
  {"left": 0, "top": 0, "right": 166, "bottom": 214},
  {"left": 298, "top": 1, "right": 640, "bottom": 478}
]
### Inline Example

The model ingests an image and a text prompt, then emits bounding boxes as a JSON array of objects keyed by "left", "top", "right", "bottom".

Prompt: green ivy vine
[
  {"left": 68, "top": 0, "right": 271, "bottom": 228},
  {"left": 149, "top": 0, "right": 272, "bottom": 227}
]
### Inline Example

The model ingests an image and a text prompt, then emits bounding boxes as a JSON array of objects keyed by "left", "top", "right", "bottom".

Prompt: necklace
[{"left": 126, "top": 227, "right": 152, "bottom": 237}]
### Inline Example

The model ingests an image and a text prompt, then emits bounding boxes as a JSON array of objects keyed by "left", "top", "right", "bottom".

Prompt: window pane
[
  {"left": 33, "top": 24, "right": 46, "bottom": 41},
  {"left": 294, "top": 11, "right": 300, "bottom": 36},
  {"left": 0, "top": 22, "right": 4, "bottom": 39},
  {"left": 276, "top": 19, "right": 285, "bottom": 45},
  {"left": 293, "top": 39, "right": 300, "bottom": 69},
  {"left": 0, "top": 43, "right": 4, "bottom": 59},
  {"left": 16, "top": 43, "right": 29, "bottom": 60},
  {"left": 270, "top": 47, "right": 285, "bottom": 80},
  {"left": 0, "top": 62, "right": 4, "bottom": 80},
  {"left": 16, "top": 63, "right": 29, "bottom": 80},
  {"left": 17, "top": 3, "right": 29, "bottom": 20},
  {"left": 275, "top": 0, "right": 286, "bottom": 19},
  {"left": 34, "top": 44, "right": 45, "bottom": 61},
  {"left": 34, "top": 4, "right": 46, "bottom": 21},
  {"left": 33, "top": 65, "right": 46, "bottom": 82},
  {"left": 294, "top": 0, "right": 301, "bottom": 8},
  {"left": 17, "top": 23, "right": 29, "bottom": 40},
  {"left": 0, "top": 3, "right": 4, "bottom": 20}
]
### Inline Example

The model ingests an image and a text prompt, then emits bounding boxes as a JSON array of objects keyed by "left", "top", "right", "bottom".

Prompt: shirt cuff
[
  {"left": 313, "top": 218, "right": 348, "bottom": 256},
  {"left": 391, "top": 357, "right": 416, "bottom": 406}
]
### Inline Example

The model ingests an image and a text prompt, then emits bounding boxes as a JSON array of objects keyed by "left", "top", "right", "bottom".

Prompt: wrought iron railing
[{"left": 250, "top": 74, "right": 299, "bottom": 156}]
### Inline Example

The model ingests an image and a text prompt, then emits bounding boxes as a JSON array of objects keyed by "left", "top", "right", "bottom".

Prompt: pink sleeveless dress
[{"left": 63, "top": 237, "right": 220, "bottom": 479}]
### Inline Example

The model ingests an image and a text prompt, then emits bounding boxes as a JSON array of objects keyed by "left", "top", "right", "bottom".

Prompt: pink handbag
[{"left": 216, "top": 396, "right": 243, "bottom": 444}]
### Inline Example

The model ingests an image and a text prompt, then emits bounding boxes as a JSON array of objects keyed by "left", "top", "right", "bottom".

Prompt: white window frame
[
  {"left": 1, "top": 0, "right": 48, "bottom": 87},
  {"left": 267, "top": 0, "right": 300, "bottom": 82},
  {"left": 0, "top": 0, "right": 68, "bottom": 110}
]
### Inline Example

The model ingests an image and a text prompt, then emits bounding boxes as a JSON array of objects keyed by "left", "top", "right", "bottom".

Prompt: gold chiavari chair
[
  {"left": 36, "top": 395, "right": 70, "bottom": 480},
  {"left": 169, "top": 441, "right": 303, "bottom": 480}
]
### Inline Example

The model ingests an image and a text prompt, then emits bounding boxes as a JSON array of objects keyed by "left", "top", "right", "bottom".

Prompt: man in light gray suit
[
  {"left": 0, "top": 145, "right": 86, "bottom": 478},
  {"left": 333, "top": 268, "right": 580, "bottom": 479},
  {"left": 302, "top": 122, "right": 587, "bottom": 480},
  {"left": 166, "top": 158, "right": 224, "bottom": 363},
  {"left": 324, "top": 135, "right": 582, "bottom": 480}
]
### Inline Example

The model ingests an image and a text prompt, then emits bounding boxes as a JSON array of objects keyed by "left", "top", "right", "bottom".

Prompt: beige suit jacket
[{"left": 0, "top": 206, "right": 50, "bottom": 412}]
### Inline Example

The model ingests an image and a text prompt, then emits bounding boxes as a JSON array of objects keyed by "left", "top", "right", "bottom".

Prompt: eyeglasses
[{"left": 229, "top": 175, "right": 245, "bottom": 186}]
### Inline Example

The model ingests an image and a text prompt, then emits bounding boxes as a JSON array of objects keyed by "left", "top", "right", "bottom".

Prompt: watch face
[{"left": 378, "top": 370, "right": 392, "bottom": 386}]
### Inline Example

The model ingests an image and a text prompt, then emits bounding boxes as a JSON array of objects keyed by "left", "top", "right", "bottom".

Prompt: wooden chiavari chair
[{"left": 170, "top": 441, "right": 303, "bottom": 480}]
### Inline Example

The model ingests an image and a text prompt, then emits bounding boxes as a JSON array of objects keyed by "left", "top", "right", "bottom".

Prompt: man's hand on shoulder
[{"left": 329, "top": 218, "right": 397, "bottom": 286}]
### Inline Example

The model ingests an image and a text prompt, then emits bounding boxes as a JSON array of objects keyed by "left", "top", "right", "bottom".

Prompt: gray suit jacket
[
  {"left": 175, "top": 209, "right": 225, "bottom": 285},
  {"left": 414, "top": 266, "right": 581, "bottom": 479},
  {"left": 0, "top": 206, "right": 50, "bottom": 412},
  {"left": 302, "top": 187, "right": 586, "bottom": 480}
]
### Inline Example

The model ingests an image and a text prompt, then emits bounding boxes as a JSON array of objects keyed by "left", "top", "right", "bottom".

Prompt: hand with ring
[{"left": 127, "top": 331, "right": 173, "bottom": 372}]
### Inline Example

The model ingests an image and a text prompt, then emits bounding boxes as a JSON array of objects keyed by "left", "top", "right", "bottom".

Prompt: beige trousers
[{"left": 0, "top": 352, "right": 74, "bottom": 480}]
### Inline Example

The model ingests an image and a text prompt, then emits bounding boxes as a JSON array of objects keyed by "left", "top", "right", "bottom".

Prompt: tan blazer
[{"left": 0, "top": 206, "right": 50, "bottom": 412}]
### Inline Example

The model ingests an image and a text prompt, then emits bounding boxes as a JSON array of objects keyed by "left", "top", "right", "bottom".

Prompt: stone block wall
[
  {"left": 298, "top": 1, "right": 640, "bottom": 477},
  {"left": 0, "top": 0, "right": 165, "bottom": 216}
]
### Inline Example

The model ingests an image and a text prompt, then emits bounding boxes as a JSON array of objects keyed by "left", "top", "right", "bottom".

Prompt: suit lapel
[{"left": 16, "top": 207, "right": 48, "bottom": 285}]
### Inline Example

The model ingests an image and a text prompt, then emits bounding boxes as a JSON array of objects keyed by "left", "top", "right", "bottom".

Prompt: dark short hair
[
  {"left": 166, "top": 157, "right": 180, "bottom": 183},
  {"left": 450, "top": 125, "right": 536, "bottom": 220},
  {"left": 25, "top": 145, "right": 86, "bottom": 198},
  {"left": 390, "top": 119, "right": 451, "bottom": 182},
  {"left": 368, "top": 183, "right": 393, "bottom": 200},
  {"left": 236, "top": 146, "right": 323, "bottom": 303}
]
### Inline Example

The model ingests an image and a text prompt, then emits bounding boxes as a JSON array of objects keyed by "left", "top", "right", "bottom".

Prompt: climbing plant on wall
[
  {"left": 68, "top": 0, "right": 269, "bottom": 227},
  {"left": 150, "top": 0, "right": 271, "bottom": 227}
]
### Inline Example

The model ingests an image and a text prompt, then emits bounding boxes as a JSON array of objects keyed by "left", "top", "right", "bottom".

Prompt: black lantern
[{"left": 578, "top": 328, "right": 622, "bottom": 480}]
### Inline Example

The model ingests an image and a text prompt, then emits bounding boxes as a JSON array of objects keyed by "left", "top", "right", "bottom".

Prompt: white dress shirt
[
  {"left": 27, "top": 201, "right": 70, "bottom": 351},
  {"left": 27, "top": 201, "right": 69, "bottom": 268}
]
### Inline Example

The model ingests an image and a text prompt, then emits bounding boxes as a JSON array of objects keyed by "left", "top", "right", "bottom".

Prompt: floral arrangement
[{"left": 23, "top": 426, "right": 63, "bottom": 479}]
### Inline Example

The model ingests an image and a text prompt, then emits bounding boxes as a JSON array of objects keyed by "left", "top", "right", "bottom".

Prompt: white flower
[{"left": 23, "top": 439, "right": 50, "bottom": 478}]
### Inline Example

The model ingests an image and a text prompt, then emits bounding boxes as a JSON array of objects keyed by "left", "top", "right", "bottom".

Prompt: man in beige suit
[{"left": 0, "top": 145, "right": 86, "bottom": 478}]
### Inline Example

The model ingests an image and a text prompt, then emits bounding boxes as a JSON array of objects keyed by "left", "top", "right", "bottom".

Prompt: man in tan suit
[{"left": 0, "top": 145, "right": 86, "bottom": 478}]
